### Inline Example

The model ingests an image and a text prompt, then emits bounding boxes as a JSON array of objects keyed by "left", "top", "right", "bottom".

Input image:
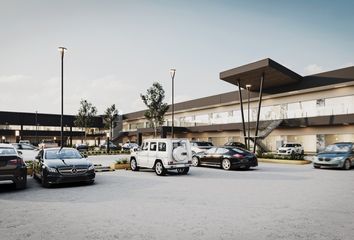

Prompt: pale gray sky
[{"left": 1, "top": 0, "right": 353, "bottom": 115}]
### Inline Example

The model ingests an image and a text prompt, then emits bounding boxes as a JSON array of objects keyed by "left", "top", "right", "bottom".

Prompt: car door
[
  {"left": 213, "top": 147, "right": 229, "bottom": 166},
  {"left": 202, "top": 147, "right": 217, "bottom": 164},
  {"left": 148, "top": 142, "right": 157, "bottom": 168},
  {"left": 138, "top": 141, "right": 149, "bottom": 167},
  {"left": 350, "top": 144, "right": 354, "bottom": 166}
]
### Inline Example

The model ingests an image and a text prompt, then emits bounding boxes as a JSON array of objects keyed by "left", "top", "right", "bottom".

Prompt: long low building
[
  {"left": 118, "top": 58, "right": 354, "bottom": 153},
  {"left": 0, "top": 111, "right": 105, "bottom": 146}
]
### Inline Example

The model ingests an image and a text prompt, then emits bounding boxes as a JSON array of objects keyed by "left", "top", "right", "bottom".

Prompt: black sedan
[
  {"left": 192, "top": 146, "right": 258, "bottom": 170},
  {"left": 33, "top": 147, "right": 95, "bottom": 187},
  {"left": 0, "top": 143, "right": 27, "bottom": 189}
]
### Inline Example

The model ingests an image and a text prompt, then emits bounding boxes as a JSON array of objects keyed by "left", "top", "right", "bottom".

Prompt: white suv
[
  {"left": 130, "top": 139, "right": 192, "bottom": 176},
  {"left": 277, "top": 143, "right": 304, "bottom": 157}
]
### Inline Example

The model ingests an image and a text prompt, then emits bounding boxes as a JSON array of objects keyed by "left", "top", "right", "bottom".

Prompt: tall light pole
[
  {"left": 58, "top": 47, "right": 67, "bottom": 148},
  {"left": 170, "top": 69, "right": 176, "bottom": 138},
  {"left": 246, "top": 84, "right": 252, "bottom": 150}
]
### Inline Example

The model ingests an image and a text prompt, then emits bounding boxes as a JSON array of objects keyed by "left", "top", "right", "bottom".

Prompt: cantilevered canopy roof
[{"left": 220, "top": 58, "right": 303, "bottom": 91}]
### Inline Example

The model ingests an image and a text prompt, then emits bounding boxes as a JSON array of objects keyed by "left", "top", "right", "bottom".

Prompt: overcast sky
[{"left": 1, "top": 0, "right": 353, "bottom": 116}]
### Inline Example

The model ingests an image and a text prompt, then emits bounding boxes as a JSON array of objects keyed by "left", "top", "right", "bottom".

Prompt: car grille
[
  {"left": 278, "top": 150, "right": 286, "bottom": 153},
  {"left": 58, "top": 167, "right": 88, "bottom": 175},
  {"left": 318, "top": 157, "right": 331, "bottom": 162}
]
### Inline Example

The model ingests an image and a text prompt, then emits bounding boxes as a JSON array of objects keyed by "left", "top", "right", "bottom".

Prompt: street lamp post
[
  {"left": 58, "top": 47, "right": 67, "bottom": 148},
  {"left": 35, "top": 110, "right": 38, "bottom": 145},
  {"left": 170, "top": 69, "right": 176, "bottom": 138},
  {"left": 106, "top": 132, "right": 110, "bottom": 153},
  {"left": 246, "top": 84, "right": 252, "bottom": 150}
]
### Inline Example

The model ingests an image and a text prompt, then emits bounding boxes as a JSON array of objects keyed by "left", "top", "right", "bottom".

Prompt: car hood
[
  {"left": 317, "top": 153, "right": 348, "bottom": 158},
  {"left": 44, "top": 158, "right": 90, "bottom": 168}
]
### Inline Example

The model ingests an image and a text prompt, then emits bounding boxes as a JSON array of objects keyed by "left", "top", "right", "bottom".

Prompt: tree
[
  {"left": 140, "top": 82, "right": 169, "bottom": 137},
  {"left": 74, "top": 99, "right": 98, "bottom": 142},
  {"left": 104, "top": 104, "right": 118, "bottom": 138}
]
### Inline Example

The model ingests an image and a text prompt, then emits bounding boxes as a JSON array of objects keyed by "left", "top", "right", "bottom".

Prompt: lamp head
[{"left": 170, "top": 69, "right": 176, "bottom": 78}]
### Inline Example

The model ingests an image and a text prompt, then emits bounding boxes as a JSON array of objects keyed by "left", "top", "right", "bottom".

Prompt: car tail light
[
  {"left": 233, "top": 154, "right": 244, "bottom": 158},
  {"left": 8, "top": 159, "right": 18, "bottom": 165}
]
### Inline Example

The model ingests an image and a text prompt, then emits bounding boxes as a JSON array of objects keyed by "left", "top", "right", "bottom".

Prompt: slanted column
[
  {"left": 237, "top": 79, "right": 248, "bottom": 149},
  {"left": 253, "top": 73, "right": 264, "bottom": 153}
]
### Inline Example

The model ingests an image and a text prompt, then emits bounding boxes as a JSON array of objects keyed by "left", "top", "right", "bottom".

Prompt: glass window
[
  {"left": 205, "top": 147, "right": 217, "bottom": 154},
  {"left": 0, "top": 147, "right": 17, "bottom": 155},
  {"left": 158, "top": 142, "right": 166, "bottom": 152},
  {"left": 45, "top": 149, "right": 82, "bottom": 159},
  {"left": 150, "top": 142, "right": 157, "bottom": 151},
  {"left": 142, "top": 142, "right": 149, "bottom": 151},
  {"left": 216, "top": 148, "right": 228, "bottom": 154}
]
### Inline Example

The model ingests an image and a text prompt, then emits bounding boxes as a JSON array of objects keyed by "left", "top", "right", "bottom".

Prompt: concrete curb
[{"left": 258, "top": 158, "right": 312, "bottom": 165}]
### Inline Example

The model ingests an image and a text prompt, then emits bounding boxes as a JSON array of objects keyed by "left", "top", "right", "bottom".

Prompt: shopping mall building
[{"left": 117, "top": 58, "right": 354, "bottom": 153}]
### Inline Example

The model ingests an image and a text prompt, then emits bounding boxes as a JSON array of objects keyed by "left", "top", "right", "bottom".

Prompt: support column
[
  {"left": 253, "top": 73, "right": 264, "bottom": 153},
  {"left": 237, "top": 79, "right": 248, "bottom": 149}
]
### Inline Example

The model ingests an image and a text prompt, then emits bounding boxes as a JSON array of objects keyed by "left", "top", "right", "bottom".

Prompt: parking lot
[{"left": 1, "top": 162, "right": 354, "bottom": 240}]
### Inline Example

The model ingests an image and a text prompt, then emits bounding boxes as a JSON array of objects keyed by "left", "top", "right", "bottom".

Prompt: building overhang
[{"left": 219, "top": 58, "right": 303, "bottom": 91}]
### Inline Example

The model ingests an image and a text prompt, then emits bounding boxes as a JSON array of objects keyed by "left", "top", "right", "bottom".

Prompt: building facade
[
  {"left": 118, "top": 59, "right": 354, "bottom": 153},
  {"left": 0, "top": 111, "right": 105, "bottom": 146}
]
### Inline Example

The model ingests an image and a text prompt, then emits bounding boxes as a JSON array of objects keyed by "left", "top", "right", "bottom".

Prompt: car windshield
[
  {"left": 282, "top": 144, "right": 295, "bottom": 147},
  {"left": 196, "top": 142, "right": 213, "bottom": 146},
  {"left": 0, "top": 147, "right": 17, "bottom": 155},
  {"left": 45, "top": 149, "right": 82, "bottom": 159},
  {"left": 323, "top": 144, "right": 350, "bottom": 153}
]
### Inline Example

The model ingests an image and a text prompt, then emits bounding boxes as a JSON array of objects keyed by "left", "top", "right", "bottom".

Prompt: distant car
[
  {"left": 224, "top": 142, "right": 247, "bottom": 149},
  {"left": 192, "top": 146, "right": 258, "bottom": 170},
  {"left": 313, "top": 142, "right": 354, "bottom": 170},
  {"left": 0, "top": 143, "right": 27, "bottom": 189},
  {"left": 12, "top": 143, "right": 39, "bottom": 161},
  {"left": 100, "top": 141, "right": 120, "bottom": 150},
  {"left": 75, "top": 143, "right": 89, "bottom": 151},
  {"left": 190, "top": 141, "right": 213, "bottom": 154},
  {"left": 122, "top": 142, "right": 139, "bottom": 151},
  {"left": 19, "top": 140, "right": 31, "bottom": 145},
  {"left": 277, "top": 143, "right": 304, "bottom": 157},
  {"left": 38, "top": 139, "right": 59, "bottom": 149},
  {"left": 33, "top": 147, "right": 95, "bottom": 187}
]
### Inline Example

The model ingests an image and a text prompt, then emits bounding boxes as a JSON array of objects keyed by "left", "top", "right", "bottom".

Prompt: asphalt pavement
[{"left": 0, "top": 162, "right": 353, "bottom": 240}]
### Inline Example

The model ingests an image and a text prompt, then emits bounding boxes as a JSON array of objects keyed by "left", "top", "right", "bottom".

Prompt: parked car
[
  {"left": 224, "top": 141, "right": 246, "bottom": 149},
  {"left": 38, "top": 139, "right": 59, "bottom": 149},
  {"left": 19, "top": 140, "right": 31, "bottom": 144},
  {"left": 75, "top": 143, "right": 89, "bottom": 151},
  {"left": 0, "top": 143, "right": 27, "bottom": 189},
  {"left": 122, "top": 142, "right": 139, "bottom": 151},
  {"left": 192, "top": 146, "right": 258, "bottom": 170},
  {"left": 12, "top": 143, "right": 39, "bottom": 161},
  {"left": 100, "top": 141, "right": 120, "bottom": 150},
  {"left": 313, "top": 142, "right": 354, "bottom": 170},
  {"left": 33, "top": 147, "right": 95, "bottom": 187},
  {"left": 130, "top": 138, "right": 192, "bottom": 176},
  {"left": 190, "top": 141, "right": 214, "bottom": 154},
  {"left": 277, "top": 143, "right": 304, "bottom": 157}
]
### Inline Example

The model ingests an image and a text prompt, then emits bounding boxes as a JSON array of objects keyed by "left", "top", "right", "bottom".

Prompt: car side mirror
[
  {"left": 35, "top": 155, "right": 40, "bottom": 160},
  {"left": 18, "top": 150, "right": 23, "bottom": 155}
]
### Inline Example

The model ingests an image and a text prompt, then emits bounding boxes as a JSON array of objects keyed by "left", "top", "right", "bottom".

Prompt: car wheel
[
  {"left": 177, "top": 167, "right": 189, "bottom": 175},
  {"left": 343, "top": 159, "right": 351, "bottom": 170},
  {"left": 41, "top": 173, "right": 50, "bottom": 188},
  {"left": 221, "top": 159, "right": 231, "bottom": 170},
  {"left": 87, "top": 180, "right": 95, "bottom": 185},
  {"left": 130, "top": 158, "right": 139, "bottom": 171},
  {"left": 290, "top": 151, "right": 295, "bottom": 159},
  {"left": 155, "top": 161, "right": 166, "bottom": 176},
  {"left": 192, "top": 156, "right": 199, "bottom": 167},
  {"left": 16, "top": 176, "right": 27, "bottom": 189}
]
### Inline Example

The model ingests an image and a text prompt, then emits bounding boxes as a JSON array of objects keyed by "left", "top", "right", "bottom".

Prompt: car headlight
[
  {"left": 88, "top": 164, "right": 95, "bottom": 171},
  {"left": 47, "top": 167, "right": 57, "bottom": 173},
  {"left": 333, "top": 157, "right": 343, "bottom": 161}
]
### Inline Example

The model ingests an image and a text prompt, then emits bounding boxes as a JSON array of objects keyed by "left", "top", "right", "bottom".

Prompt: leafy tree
[
  {"left": 104, "top": 104, "right": 118, "bottom": 138},
  {"left": 74, "top": 99, "right": 97, "bottom": 141},
  {"left": 140, "top": 82, "right": 169, "bottom": 137}
]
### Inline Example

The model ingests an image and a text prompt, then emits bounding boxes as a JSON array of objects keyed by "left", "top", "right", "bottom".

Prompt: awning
[{"left": 219, "top": 58, "right": 302, "bottom": 91}]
